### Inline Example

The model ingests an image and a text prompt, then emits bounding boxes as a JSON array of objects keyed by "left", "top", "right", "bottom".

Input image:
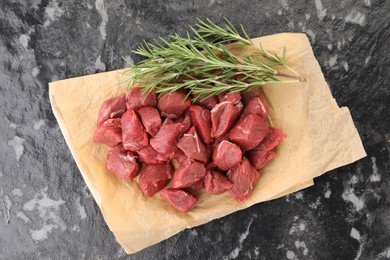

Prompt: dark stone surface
[{"left": 0, "top": 0, "right": 389, "bottom": 259}]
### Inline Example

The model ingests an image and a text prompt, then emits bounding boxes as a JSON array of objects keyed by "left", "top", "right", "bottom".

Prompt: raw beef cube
[
  {"left": 189, "top": 105, "right": 212, "bottom": 144},
  {"left": 187, "top": 178, "right": 205, "bottom": 191},
  {"left": 137, "top": 107, "right": 162, "bottom": 137},
  {"left": 138, "top": 163, "right": 173, "bottom": 197},
  {"left": 204, "top": 170, "right": 232, "bottom": 195},
  {"left": 157, "top": 90, "right": 191, "bottom": 118},
  {"left": 93, "top": 118, "right": 122, "bottom": 147},
  {"left": 257, "top": 127, "right": 287, "bottom": 151},
  {"left": 175, "top": 149, "right": 190, "bottom": 165},
  {"left": 122, "top": 110, "right": 149, "bottom": 151},
  {"left": 219, "top": 91, "right": 241, "bottom": 105},
  {"left": 171, "top": 161, "right": 206, "bottom": 188},
  {"left": 210, "top": 101, "right": 242, "bottom": 138},
  {"left": 193, "top": 94, "right": 218, "bottom": 110},
  {"left": 106, "top": 146, "right": 140, "bottom": 180},
  {"left": 248, "top": 127, "right": 286, "bottom": 169},
  {"left": 174, "top": 113, "right": 192, "bottom": 137},
  {"left": 227, "top": 158, "right": 260, "bottom": 202},
  {"left": 137, "top": 144, "right": 169, "bottom": 164},
  {"left": 212, "top": 140, "right": 242, "bottom": 170},
  {"left": 177, "top": 127, "right": 208, "bottom": 163},
  {"left": 150, "top": 123, "right": 182, "bottom": 154},
  {"left": 228, "top": 114, "right": 269, "bottom": 151},
  {"left": 241, "top": 96, "right": 269, "bottom": 119},
  {"left": 250, "top": 150, "right": 276, "bottom": 170},
  {"left": 126, "top": 87, "right": 157, "bottom": 111},
  {"left": 97, "top": 94, "right": 126, "bottom": 126},
  {"left": 160, "top": 188, "right": 198, "bottom": 213},
  {"left": 241, "top": 88, "right": 260, "bottom": 104}
]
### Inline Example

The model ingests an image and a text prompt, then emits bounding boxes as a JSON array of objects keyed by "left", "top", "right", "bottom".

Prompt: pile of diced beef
[{"left": 93, "top": 87, "right": 286, "bottom": 213}]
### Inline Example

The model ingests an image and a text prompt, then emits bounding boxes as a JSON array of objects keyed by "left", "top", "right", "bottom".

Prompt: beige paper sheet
[{"left": 49, "top": 33, "right": 366, "bottom": 254}]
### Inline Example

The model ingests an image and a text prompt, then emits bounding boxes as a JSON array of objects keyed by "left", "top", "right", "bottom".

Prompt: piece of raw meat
[
  {"left": 171, "top": 161, "right": 207, "bottom": 189},
  {"left": 106, "top": 146, "right": 140, "bottom": 179},
  {"left": 250, "top": 150, "right": 276, "bottom": 170},
  {"left": 241, "top": 88, "right": 260, "bottom": 104},
  {"left": 174, "top": 112, "right": 192, "bottom": 137},
  {"left": 248, "top": 127, "right": 286, "bottom": 169},
  {"left": 187, "top": 178, "right": 205, "bottom": 191},
  {"left": 255, "top": 127, "right": 286, "bottom": 151},
  {"left": 227, "top": 158, "right": 260, "bottom": 202},
  {"left": 150, "top": 123, "right": 182, "bottom": 154},
  {"left": 160, "top": 188, "right": 198, "bottom": 213},
  {"left": 137, "top": 144, "right": 170, "bottom": 164},
  {"left": 189, "top": 105, "right": 212, "bottom": 144},
  {"left": 93, "top": 118, "right": 122, "bottom": 147},
  {"left": 97, "top": 94, "right": 126, "bottom": 126},
  {"left": 138, "top": 163, "right": 173, "bottom": 197},
  {"left": 177, "top": 127, "right": 208, "bottom": 163},
  {"left": 212, "top": 140, "right": 242, "bottom": 170},
  {"left": 157, "top": 90, "right": 191, "bottom": 118},
  {"left": 219, "top": 91, "right": 241, "bottom": 105},
  {"left": 204, "top": 170, "right": 232, "bottom": 195},
  {"left": 126, "top": 87, "right": 157, "bottom": 111},
  {"left": 193, "top": 94, "right": 218, "bottom": 110},
  {"left": 137, "top": 107, "right": 162, "bottom": 137},
  {"left": 241, "top": 96, "right": 269, "bottom": 119},
  {"left": 122, "top": 110, "right": 149, "bottom": 151},
  {"left": 228, "top": 114, "right": 269, "bottom": 151},
  {"left": 210, "top": 101, "right": 242, "bottom": 138},
  {"left": 175, "top": 149, "right": 189, "bottom": 165}
]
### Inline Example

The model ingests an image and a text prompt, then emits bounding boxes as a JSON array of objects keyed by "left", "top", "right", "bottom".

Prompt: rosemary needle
[{"left": 121, "top": 18, "right": 301, "bottom": 101}]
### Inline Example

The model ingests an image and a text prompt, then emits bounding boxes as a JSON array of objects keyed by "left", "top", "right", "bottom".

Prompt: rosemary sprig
[
  {"left": 194, "top": 17, "right": 253, "bottom": 46},
  {"left": 121, "top": 18, "right": 301, "bottom": 101}
]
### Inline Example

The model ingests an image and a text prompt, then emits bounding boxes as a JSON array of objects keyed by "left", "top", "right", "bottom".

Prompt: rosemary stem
[
  {"left": 275, "top": 72, "right": 301, "bottom": 80},
  {"left": 285, "top": 65, "right": 300, "bottom": 78},
  {"left": 122, "top": 18, "right": 302, "bottom": 101}
]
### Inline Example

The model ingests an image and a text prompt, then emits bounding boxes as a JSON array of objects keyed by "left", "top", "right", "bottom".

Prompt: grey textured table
[{"left": 0, "top": 0, "right": 389, "bottom": 259}]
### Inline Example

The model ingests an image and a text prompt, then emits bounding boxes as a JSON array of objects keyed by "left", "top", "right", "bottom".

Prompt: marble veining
[
  {"left": 7, "top": 136, "right": 25, "bottom": 161},
  {"left": 345, "top": 9, "right": 366, "bottom": 26},
  {"left": 0, "top": 0, "right": 389, "bottom": 259},
  {"left": 370, "top": 156, "right": 381, "bottom": 182},
  {"left": 23, "top": 187, "right": 66, "bottom": 242},
  {"left": 95, "top": 0, "right": 108, "bottom": 41},
  {"left": 227, "top": 218, "right": 254, "bottom": 259},
  {"left": 33, "top": 119, "right": 46, "bottom": 131},
  {"left": 350, "top": 227, "right": 364, "bottom": 260},
  {"left": 43, "top": 1, "right": 64, "bottom": 28},
  {"left": 342, "top": 174, "right": 365, "bottom": 212},
  {"left": 314, "top": 0, "right": 327, "bottom": 21},
  {"left": 74, "top": 197, "right": 87, "bottom": 220}
]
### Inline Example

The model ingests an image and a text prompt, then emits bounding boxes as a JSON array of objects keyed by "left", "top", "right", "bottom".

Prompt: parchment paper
[{"left": 49, "top": 33, "right": 366, "bottom": 254}]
